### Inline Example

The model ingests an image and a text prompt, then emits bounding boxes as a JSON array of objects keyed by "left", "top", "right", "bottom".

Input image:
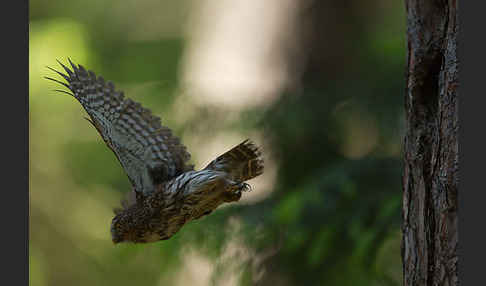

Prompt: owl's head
[
  {"left": 111, "top": 211, "right": 165, "bottom": 244},
  {"left": 111, "top": 213, "right": 131, "bottom": 244},
  {"left": 111, "top": 210, "right": 146, "bottom": 243}
]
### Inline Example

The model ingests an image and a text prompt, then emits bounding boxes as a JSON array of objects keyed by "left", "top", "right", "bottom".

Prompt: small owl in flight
[{"left": 46, "top": 59, "right": 264, "bottom": 244}]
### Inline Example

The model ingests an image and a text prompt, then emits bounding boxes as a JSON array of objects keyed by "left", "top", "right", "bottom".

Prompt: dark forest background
[{"left": 30, "top": 0, "right": 405, "bottom": 285}]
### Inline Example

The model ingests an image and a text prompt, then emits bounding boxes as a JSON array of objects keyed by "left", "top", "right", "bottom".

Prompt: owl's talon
[
  {"left": 231, "top": 182, "right": 251, "bottom": 192},
  {"left": 240, "top": 183, "right": 252, "bottom": 192}
]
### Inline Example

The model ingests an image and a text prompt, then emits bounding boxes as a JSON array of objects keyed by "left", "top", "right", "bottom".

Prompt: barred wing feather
[{"left": 46, "top": 60, "right": 192, "bottom": 196}]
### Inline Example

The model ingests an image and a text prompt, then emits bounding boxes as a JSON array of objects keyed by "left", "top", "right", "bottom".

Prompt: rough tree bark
[{"left": 402, "top": 0, "right": 458, "bottom": 285}]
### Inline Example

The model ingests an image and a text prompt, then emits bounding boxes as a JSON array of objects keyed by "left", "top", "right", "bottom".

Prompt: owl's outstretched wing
[{"left": 46, "top": 59, "right": 193, "bottom": 196}]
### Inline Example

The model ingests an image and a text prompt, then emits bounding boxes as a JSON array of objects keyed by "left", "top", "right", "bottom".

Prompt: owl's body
[
  {"left": 112, "top": 142, "right": 262, "bottom": 243},
  {"left": 46, "top": 60, "right": 263, "bottom": 244}
]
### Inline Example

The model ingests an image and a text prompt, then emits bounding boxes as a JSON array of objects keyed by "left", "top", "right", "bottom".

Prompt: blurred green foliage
[{"left": 30, "top": 1, "right": 405, "bottom": 285}]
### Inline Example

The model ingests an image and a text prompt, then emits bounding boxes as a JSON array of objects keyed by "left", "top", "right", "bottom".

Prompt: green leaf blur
[{"left": 30, "top": 1, "right": 405, "bottom": 285}]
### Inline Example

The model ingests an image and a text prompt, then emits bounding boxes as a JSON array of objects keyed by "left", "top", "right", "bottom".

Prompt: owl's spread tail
[{"left": 205, "top": 139, "right": 264, "bottom": 183}]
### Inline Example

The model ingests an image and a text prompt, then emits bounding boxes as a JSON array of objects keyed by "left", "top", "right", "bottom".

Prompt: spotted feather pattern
[
  {"left": 205, "top": 139, "right": 264, "bottom": 183},
  {"left": 46, "top": 60, "right": 192, "bottom": 196}
]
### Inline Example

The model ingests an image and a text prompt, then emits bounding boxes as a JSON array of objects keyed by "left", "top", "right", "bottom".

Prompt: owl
[{"left": 46, "top": 59, "right": 264, "bottom": 243}]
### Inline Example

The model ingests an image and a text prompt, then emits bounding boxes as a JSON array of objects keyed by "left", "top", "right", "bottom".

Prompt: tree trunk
[{"left": 402, "top": 0, "right": 458, "bottom": 285}]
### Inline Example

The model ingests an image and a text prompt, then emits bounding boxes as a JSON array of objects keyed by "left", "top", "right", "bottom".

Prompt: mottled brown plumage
[{"left": 46, "top": 60, "right": 264, "bottom": 243}]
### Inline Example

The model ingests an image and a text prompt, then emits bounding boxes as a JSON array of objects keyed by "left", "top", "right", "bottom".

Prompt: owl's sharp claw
[
  {"left": 231, "top": 182, "right": 251, "bottom": 192},
  {"left": 241, "top": 183, "right": 252, "bottom": 192}
]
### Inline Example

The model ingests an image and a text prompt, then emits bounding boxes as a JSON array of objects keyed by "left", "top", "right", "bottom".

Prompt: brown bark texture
[{"left": 402, "top": 0, "right": 458, "bottom": 285}]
